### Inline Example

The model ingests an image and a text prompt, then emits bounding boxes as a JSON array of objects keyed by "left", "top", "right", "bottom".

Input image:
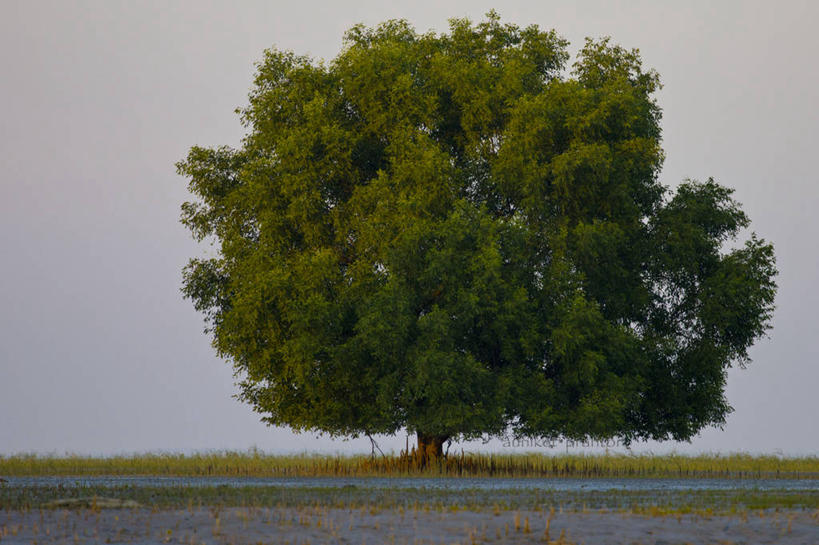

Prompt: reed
[{"left": 1, "top": 451, "right": 816, "bottom": 478}]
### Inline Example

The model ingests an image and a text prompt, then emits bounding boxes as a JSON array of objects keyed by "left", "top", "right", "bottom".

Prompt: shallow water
[
  {"left": 4, "top": 475, "right": 817, "bottom": 491},
  {"left": 4, "top": 506, "right": 818, "bottom": 545}
]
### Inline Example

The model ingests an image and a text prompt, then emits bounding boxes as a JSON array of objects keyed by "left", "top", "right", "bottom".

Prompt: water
[{"left": 4, "top": 476, "right": 817, "bottom": 491}]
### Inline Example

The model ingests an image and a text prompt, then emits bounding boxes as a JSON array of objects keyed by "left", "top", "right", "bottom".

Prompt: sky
[{"left": 1, "top": 0, "right": 817, "bottom": 457}]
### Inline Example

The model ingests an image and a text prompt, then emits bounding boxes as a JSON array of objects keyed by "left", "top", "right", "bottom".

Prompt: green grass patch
[
  {"left": 1, "top": 484, "right": 816, "bottom": 514},
  {"left": 1, "top": 451, "right": 817, "bottom": 478}
]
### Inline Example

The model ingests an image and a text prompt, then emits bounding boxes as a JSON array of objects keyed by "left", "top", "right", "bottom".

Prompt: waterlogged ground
[
  {"left": 1, "top": 478, "right": 817, "bottom": 543},
  {"left": 0, "top": 504, "right": 817, "bottom": 544}
]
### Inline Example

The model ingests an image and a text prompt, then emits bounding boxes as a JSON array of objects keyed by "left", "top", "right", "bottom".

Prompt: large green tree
[{"left": 177, "top": 13, "right": 777, "bottom": 456}]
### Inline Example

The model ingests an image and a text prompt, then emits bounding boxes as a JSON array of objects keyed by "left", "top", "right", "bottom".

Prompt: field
[
  {"left": 2, "top": 451, "right": 817, "bottom": 478},
  {"left": 1, "top": 452, "right": 817, "bottom": 544}
]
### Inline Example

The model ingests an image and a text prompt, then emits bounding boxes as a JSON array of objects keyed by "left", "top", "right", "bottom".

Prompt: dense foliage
[{"left": 177, "top": 13, "right": 777, "bottom": 450}]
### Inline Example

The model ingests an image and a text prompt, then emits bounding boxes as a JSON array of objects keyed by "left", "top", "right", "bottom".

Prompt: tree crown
[{"left": 177, "top": 13, "right": 777, "bottom": 444}]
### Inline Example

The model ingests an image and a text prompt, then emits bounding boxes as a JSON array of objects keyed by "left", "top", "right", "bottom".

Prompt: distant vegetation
[{"left": 2, "top": 451, "right": 816, "bottom": 479}]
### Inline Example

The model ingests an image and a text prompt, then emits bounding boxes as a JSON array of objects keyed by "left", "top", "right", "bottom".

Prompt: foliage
[{"left": 177, "top": 12, "right": 777, "bottom": 445}]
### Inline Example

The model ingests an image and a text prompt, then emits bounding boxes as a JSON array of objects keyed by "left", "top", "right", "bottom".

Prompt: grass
[
  {"left": 1, "top": 483, "right": 817, "bottom": 513},
  {"left": 1, "top": 451, "right": 817, "bottom": 478}
]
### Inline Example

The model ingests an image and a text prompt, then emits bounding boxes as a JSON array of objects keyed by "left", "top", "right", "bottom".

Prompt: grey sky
[{"left": 1, "top": 0, "right": 816, "bottom": 456}]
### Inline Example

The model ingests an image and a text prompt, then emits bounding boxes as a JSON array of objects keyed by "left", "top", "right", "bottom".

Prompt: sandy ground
[{"left": 1, "top": 505, "right": 817, "bottom": 544}]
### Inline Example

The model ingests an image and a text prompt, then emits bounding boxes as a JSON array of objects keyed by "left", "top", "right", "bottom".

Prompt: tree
[{"left": 177, "top": 12, "right": 777, "bottom": 457}]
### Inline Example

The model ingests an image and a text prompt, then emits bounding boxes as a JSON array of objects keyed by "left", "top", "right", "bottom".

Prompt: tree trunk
[{"left": 416, "top": 432, "right": 449, "bottom": 460}]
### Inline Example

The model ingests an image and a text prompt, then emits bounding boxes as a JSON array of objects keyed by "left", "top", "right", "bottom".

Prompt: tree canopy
[{"left": 177, "top": 12, "right": 777, "bottom": 455}]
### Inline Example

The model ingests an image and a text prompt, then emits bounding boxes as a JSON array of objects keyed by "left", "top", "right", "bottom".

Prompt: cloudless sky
[{"left": 1, "top": 0, "right": 817, "bottom": 456}]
